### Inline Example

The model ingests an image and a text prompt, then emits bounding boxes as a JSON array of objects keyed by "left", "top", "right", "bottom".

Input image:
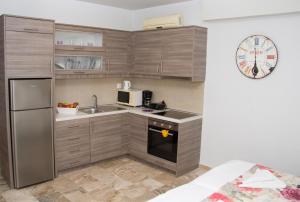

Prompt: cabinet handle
[
  {"left": 50, "top": 59, "right": 53, "bottom": 74},
  {"left": 107, "top": 59, "right": 110, "bottom": 72},
  {"left": 73, "top": 71, "right": 85, "bottom": 74},
  {"left": 69, "top": 149, "right": 81, "bottom": 154},
  {"left": 74, "top": 47, "right": 84, "bottom": 50},
  {"left": 68, "top": 137, "right": 81, "bottom": 141},
  {"left": 24, "top": 28, "right": 39, "bottom": 32},
  {"left": 160, "top": 56, "right": 163, "bottom": 73},
  {"left": 68, "top": 125, "right": 80, "bottom": 128}
]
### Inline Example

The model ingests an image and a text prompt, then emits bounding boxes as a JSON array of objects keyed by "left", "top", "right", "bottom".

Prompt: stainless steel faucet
[{"left": 92, "top": 95, "right": 98, "bottom": 109}]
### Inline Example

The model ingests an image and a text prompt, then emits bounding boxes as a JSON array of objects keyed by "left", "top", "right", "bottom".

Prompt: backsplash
[
  {"left": 55, "top": 78, "right": 123, "bottom": 107},
  {"left": 55, "top": 78, "right": 204, "bottom": 113},
  {"left": 131, "top": 78, "right": 204, "bottom": 113}
]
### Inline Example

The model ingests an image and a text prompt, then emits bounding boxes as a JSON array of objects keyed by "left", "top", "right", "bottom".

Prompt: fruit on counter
[{"left": 57, "top": 102, "right": 79, "bottom": 108}]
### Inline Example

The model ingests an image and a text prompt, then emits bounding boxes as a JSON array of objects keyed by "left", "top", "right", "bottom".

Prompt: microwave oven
[{"left": 117, "top": 89, "right": 143, "bottom": 107}]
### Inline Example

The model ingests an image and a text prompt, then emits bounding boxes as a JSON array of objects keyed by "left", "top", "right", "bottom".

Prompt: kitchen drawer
[
  {"left": 56, "top": 118, "right": 90, "bottom": 138},
  {"left": 56, "top": 149, "right": 90, "bottom": 171},
  {"left": 5, "top": 16, "right": 54, "bottom": 34},
  {"left": 56, "top": 144, "right": 90, "bottom": 159},
  {"left": 55, "top": 135, "right": 90, "bottom": 152}
]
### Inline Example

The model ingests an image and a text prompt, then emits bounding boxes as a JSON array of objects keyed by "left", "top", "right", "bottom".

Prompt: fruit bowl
[
  {"left": 57, "top": 102, "right": 79, "bottom": 115},
  {"left": 57, "top": 107, "right": 79, "bottom": 115}
]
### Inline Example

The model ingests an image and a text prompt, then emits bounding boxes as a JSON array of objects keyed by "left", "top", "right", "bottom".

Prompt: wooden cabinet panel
[
  {"left": 90, "top": 114, "right": 127, "bottom": 162},
  {"left": 104, "top": 30, "right": 131, "bottom": 75},
  {"left": 5, "top": 16, "right": 54, "bottom": 34},
  {"left": 5, "top": 31, "right": 54, "bottom": 77},
  {"left": 161, "top": 28, "right": 194, "bottom": 77},
  {"left": 132, "top": 31, "right": 163, "bottom": 75},
  {"left": 127, "top": 114, "right": 148, "bottom": 157},
  {"left": 131, "top": 26, "right": 207, "bottom": 81},
  {"left": 55, "top": 119, "right": 90, "bottom": 171}
]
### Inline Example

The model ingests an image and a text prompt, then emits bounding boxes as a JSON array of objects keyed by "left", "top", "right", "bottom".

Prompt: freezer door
[
  {"left": 10, "top": 79, "right": 52, "bottom": 111},
  {"left": 11, "top": 108, "right": 54, "bottom": 188}
]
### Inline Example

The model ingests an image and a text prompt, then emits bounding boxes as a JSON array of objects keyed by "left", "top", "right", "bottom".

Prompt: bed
[{"left": 149, "top": 160, "right": 300, "bottom": 202}]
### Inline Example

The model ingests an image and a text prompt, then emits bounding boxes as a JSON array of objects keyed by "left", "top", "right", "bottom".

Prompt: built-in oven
[{"left": 147, "top": 119, "right": 178, "bottom": 163}]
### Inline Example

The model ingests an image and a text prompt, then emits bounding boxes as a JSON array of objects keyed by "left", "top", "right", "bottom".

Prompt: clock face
[{"left": 236, "top": 35, "right": 278, "bottom": 79}]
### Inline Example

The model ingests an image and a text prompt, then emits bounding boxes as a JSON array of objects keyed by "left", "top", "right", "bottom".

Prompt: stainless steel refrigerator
[{"left": 10, "top": 79, "right": 54, "bottom": 188}]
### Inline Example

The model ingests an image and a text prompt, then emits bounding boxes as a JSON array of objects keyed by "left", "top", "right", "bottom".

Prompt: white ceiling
[{"left": 77, "top": 0, "right": 192, "bottom": 10}]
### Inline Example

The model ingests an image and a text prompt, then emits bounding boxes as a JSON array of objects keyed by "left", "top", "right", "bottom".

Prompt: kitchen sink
[
  {"left": 79, "top": 108, "right": 103, "bottom": 114},
  {"left": 79, "top": 105, "right": 126, "bottom": 114}
]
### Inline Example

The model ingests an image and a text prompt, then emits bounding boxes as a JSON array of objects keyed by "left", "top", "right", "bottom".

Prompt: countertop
[{"left": 55, "top": 104, "right": 203, "bottom": 124}]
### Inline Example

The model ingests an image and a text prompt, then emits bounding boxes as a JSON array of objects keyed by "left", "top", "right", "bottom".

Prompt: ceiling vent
[{"left": 143, "top": 14, "right": 182, "bottom": 30}]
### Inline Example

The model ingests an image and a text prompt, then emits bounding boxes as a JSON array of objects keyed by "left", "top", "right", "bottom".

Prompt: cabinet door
[
  {"left": 5, "top": 31, "right": 54, "bottom": 78},
  {"left": 90, "top": 114, "right": 126, "bottom": 162},
  {"left": 161, "top": 28, "right": 194, "bottom": 77},
  {"left": 127, "top": 114, "right": 148, "bottom": 159},
  {"left": 132, "top": 31, "right": 163, "bottom": 75},
  {"left": 55, "top": 119, "right": 90, "bottom": 171},
  {"left": 5, "top": 16, "right": 54, "bottom": 34},
  {"left": 104, "top": 30, "right": 131, "bottom": 75}
]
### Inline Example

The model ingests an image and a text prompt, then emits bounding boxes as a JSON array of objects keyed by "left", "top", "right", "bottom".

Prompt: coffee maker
[{"left": 142, "top": 90, "right": 152, "bottom": 108}]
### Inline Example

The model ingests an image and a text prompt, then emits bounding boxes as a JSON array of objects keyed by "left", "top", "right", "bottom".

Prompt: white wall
[
  {"left": 0, "top": 0, "right": 132, "bottom": 30},
  {"left": 202, "top": 13, "right": 300, "bottom": 175},
  {"left": 133, "top": 0, "right": 300, "bottom": 175},
  {"left": 202, "top": 0, "right": 300, "bottom": 20}
]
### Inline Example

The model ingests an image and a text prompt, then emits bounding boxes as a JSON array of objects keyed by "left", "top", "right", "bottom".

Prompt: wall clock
[{"left": 236, "top": 35, "right": 278, "bottom": 79}]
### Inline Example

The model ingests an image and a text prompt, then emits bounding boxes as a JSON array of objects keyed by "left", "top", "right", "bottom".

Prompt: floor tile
[{"left": 0, "top": 156, "right": 209, "bottom": 202}]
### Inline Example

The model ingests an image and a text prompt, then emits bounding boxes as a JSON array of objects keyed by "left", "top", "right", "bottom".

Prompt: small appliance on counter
[
  {"left": 149, "top": 100, "right": 167, "bottom": 110},
  {"left": 123, "top": 80, "right": 131, "bottom": 90},
  {"left": 142, "top": 90, "right": 152, "bottom": 108},
  {"left": 117, "top": 89, "right": 143, "bottom": 107}
]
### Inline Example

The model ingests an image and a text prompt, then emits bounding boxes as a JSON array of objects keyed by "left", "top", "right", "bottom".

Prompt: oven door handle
[{"left": 148, "top": 128, "right": 174, "bottom": 136}]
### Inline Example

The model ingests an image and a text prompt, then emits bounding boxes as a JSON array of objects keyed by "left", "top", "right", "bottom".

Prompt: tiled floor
[{"left": 0, "top": 156, "right": 209, "bottom": 202}]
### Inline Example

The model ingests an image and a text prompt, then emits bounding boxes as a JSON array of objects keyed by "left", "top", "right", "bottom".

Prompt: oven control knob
[
  {"left": 160, "top": 123, "right": 164, "bottom": 127},
  {"left": 153, "top": 121, "right": 157, "bottom": 125},
  {"left": 168, "top": 125, "right": 172, "bottom": 129}
]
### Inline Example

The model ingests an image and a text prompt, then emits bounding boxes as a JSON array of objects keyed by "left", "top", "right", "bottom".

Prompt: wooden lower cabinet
[
  {"left": 55, "top": 119, "right": 90, "bottom": 171},
  {"left": 90, "top": 114, "right": 127, "bottom": 162},
  {"left": 54, "top": 113, "right": 202, "bottom": 176},
  {"left": 126, "top": 114, "right": 148, "bottom": 159}
]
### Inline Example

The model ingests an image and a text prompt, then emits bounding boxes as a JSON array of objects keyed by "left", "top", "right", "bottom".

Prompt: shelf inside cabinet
[
  {"left": 55, "top": 55, "right": 104, "bottom": 73},
  {"left": 55, "top": 30, "right": 104, "bottom": 51}
]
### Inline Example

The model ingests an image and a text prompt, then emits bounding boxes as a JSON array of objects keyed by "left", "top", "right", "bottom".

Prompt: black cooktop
[{"left": 153, "top": 110, "right": 198, "bottom": 120}]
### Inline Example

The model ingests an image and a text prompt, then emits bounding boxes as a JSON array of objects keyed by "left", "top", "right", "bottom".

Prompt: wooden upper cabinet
[
  {"left": 132, "top": 26, "right": 207, "bottom": 81},
  {"left": 132, "top": 31, "right": 163, "bottom": 75},
  {"left": 5, "top": 16, "right": 54, "bottom": 34},
  {"left": 104, "top": 30, "right": 131, "bottom": 75},
  {"left": 55, "top": 24, "right": 104, "bottom": 52},
  {"left": 4, "top": 16, "right": 54, "bottom": 78},
  {"left": 161, "top": 28, "right": 195, "bottom": 78}
]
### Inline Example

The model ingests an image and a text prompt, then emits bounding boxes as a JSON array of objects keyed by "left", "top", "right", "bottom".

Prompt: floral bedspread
[{"left": 202, "top": 165, "right": 300, "bottom": 202}]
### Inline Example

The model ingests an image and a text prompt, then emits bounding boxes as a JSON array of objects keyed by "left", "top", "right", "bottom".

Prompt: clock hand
[{"left": 252, "top": 47, "right": 259, "bottom": 78}]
